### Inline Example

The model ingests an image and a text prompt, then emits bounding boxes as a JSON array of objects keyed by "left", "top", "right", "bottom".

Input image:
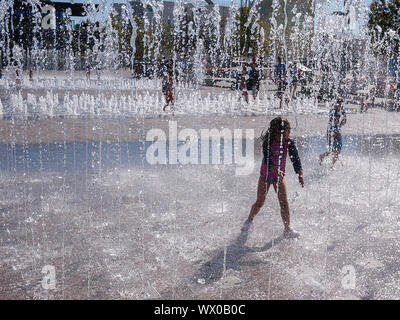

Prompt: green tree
[
  {"left": 368, "top": 0, "right": 400, "bottom": 57},
  {"left": 72, "top": 20, "right": 101, "bottom": 59},
  {"left": 235, "top": 6, "right": 269, "bottom": 57},
  {"left": 110, "top": 13, "right": 174, "bottom": 62},
  {"left": 111, "top": 14, "right": 143, "bottom": 61},
  {"left": 268, "top": 0, "right": 314, "bottom": 60}
]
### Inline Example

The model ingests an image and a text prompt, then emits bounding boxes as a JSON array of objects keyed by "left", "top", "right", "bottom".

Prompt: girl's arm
[
  {"left": 297, "top": 170, "right": 304, "bottom": 187},
  {"left": 341, "top": 110, "right": 347, "bottom": 125},
  {"left": 289, "top": 140, "right": 304, "bottom": 187},
  {"left": 288, "top": 139, "right": 302, "bottom": 174}
]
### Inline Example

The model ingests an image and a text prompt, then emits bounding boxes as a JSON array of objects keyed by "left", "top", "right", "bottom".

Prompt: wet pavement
[{"left": 1, "top": 114, "right": 400, "bottom": 299}]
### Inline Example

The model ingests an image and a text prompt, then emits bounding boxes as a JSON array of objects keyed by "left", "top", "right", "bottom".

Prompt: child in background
[
  {"left": 289, "top": 62, "right": 299, "bottom": 99},
  {"left": 360, "top": 98, "right": 368, "bottom": 113},
  {"left": 162, "top": 73, "right": 175, "bottom": 111},
  {"left": 274, "top": 56, "right": 287, "bottom": 108},
  {"left": 239, "top": 66, "right": 249, "bottom": 103},
  {"left": 86, "top": 65, "right": 91, "bottom": 81},
  {"left": 248, "top": 64, "right": 260, "bottom": 100},
  {"left": 319, "top": 97, "right": 347, "bottom": 168},
  {"left": 241, "top": 117, "right": 304, "bottom": 238}
]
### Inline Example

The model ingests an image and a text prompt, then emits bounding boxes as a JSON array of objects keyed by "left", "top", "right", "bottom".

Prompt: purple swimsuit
[{"left": 260, "top": 141, "right": 289, "bottom": 183}]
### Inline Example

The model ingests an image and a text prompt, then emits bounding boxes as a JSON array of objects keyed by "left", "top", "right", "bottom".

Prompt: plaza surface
[{"left": 1, "top": 107, "right": 400, "bottom": 300}]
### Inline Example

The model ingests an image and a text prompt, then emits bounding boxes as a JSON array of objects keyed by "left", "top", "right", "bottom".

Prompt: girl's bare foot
[{"left": 283, "top": 227, "right": 300, "bottom": 238}]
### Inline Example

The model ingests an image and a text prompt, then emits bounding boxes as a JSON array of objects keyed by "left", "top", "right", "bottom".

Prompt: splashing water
[{"left": 1, "top": 0, "right": 400, "bottom": 300}]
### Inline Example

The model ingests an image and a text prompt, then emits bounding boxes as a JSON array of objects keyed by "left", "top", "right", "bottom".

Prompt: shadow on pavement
[{"left": 192, "top": 231, "right": 284, "bottom": 285}]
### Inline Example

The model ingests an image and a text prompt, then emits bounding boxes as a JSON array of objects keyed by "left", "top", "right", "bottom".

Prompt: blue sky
[
  {"left": 51, "top": 0, "right": 375, "bottom": 13},
  {"left": 321, "top": 0, "right": 373, "bottom": 21},
  {"left": 50, "top": 0, "right": 235, "bottom": 5},
  {"left": 321, "top": 0, "right": 374, "bottom": 34},
  {"left": 323, "top": 0, "right": 373, "bottom": 13}
]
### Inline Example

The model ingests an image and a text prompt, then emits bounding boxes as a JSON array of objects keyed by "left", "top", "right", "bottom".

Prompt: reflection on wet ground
[{"left": 1, "top": 134, "right": 400, "bottom": 173}]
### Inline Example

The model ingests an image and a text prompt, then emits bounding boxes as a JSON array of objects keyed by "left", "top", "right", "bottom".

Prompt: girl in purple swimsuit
[{"left": 241, "top": 117, "right": 304, "bottom": 238}]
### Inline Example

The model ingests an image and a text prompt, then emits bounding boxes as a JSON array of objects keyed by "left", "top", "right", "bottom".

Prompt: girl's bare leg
[
  {"left": 277, "top": 179, "right": 290, "bottom": 230},
  {"left": 291, "top": 82, "right": 297, "bottom": 98},
  {"left": 319, "top": 151, "right": 330, "bottom": 164},
  {"left": 244, "top": 92, "right": 249, "bottom": 103},
  {"left": 247, "top": 177, "right": 270, "bottom": 222},
  {"left": 332, "top": 150, "right": 340, "bottom": 166},
  {"left": 163, "top": 93, "right": 168, "bottom": 111}
]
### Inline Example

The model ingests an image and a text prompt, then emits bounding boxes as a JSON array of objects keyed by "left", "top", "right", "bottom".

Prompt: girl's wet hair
[
  {"left": 334, "top": 103, "right": 341, "bottom": 110},
  {"left": 261, "top": 117, "right": 291, "bottom": 145}
]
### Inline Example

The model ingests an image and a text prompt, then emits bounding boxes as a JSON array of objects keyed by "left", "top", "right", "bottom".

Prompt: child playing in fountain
[
  {"left": 274, "top": 56, "right": 287, "bottom": 109},
  {"left": 241, "top": 117, "right": 304, "bottom": 238},
  {"left": 319, "top": 97, "right": 347, "bottom": 168},
  {"left": 360, "top": 98, "right": 368, "bottom": 113},
  {"left": 86, "top": 65, "right": 91, "bottom": 81},
  {"left": 162, "top": 73, "right": 175, "bottom": 112},
  {"left": 289, "top": 62, "right": 299, "bottom": 99},
  {"left": 248, "top": 64, "right": 260, "bottom": 100},
  {"left": 239, "top": 66, "right": 249, "bottom": 104}
]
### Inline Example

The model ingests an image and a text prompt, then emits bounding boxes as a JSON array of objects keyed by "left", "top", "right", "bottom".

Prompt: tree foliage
[
  {"left": 236, "top": 6, "right": 269, "bottom": 57},
  {"left": 368, "top": 0, "right": 400, "bottom": 57},
  {"left": 1, "top": 1, "right": 311, "bottom": 69}
]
